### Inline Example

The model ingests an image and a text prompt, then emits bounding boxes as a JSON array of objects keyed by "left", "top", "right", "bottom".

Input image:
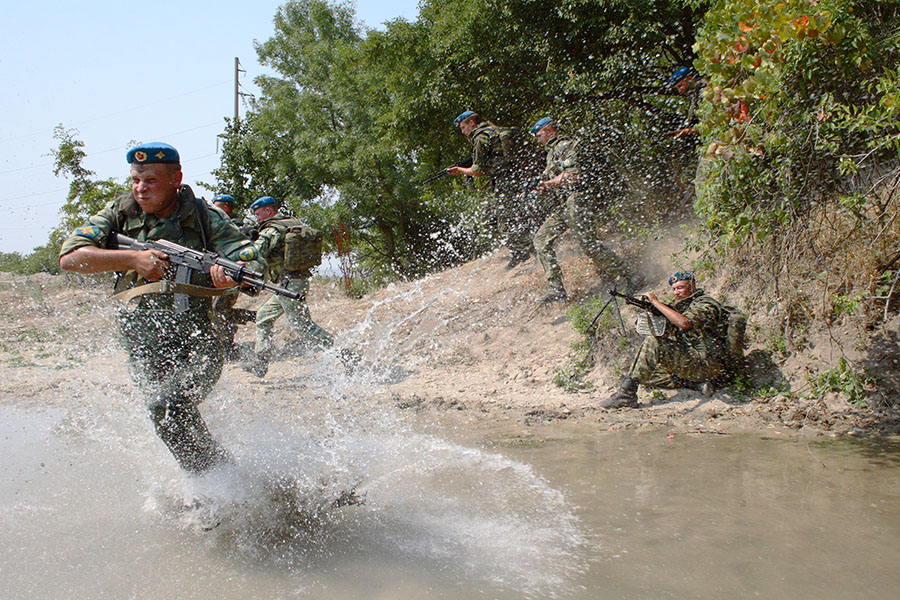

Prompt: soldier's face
[
  {"left": 674, "top": 75, "right": 695, "bottom": 95},
  {"left": 671, "top": 279, "right": 695, "bottom": 300},
  {"left": 254, "top": 205, "right": 277, "bottom": 221},
  {"left": 131, "top": 164, "right": 181, "bottom": 217},
  {"left": 214, "top": 201, "right": 233, "bottom": 215},
  {"left": 535, "top": 126, "right": 556, "bottom": 145},
  {"left": 459, "top": 118, "right": 476, "bottom": 136}
]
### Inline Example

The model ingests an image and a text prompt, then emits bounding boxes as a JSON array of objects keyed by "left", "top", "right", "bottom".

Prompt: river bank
[{"left": 2, "top": 235, "right": 898, "bottom": 438}]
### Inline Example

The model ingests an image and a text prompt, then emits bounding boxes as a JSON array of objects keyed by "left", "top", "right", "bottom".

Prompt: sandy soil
[{"left": 1, "top": 234, "right": 898, "bottom": 438}]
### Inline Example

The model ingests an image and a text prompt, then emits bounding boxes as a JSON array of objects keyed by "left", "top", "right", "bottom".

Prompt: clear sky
[{"left": 0, "top": 1, "right": 421, "bottom": 254}]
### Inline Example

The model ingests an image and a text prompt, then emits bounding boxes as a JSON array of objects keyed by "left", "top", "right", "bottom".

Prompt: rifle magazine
[{"left": 635, "top": 312, "right": 668, "bottom": 337}]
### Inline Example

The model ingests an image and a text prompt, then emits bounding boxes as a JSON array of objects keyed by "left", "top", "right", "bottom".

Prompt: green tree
[
  {"left": 216, "top": 0, "right": 717, "bottom": 279},
  {"left": 50, "top": 125, "right": 129, "bottom": 251},
  {"left": 216, "top": 0, "right": 489, "bottom": 278},
  {"left": 691, "top": 0, "right": 900, "bottom": 297}
]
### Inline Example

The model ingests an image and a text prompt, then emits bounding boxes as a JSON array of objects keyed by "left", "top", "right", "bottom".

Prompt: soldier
[
  {"left": 447, "top": 110, "right": 534, "bottom": 269},
  {"left": 209, "top": 194, "right": 246, "bottom": 359},
  {"left": 211, "top": 194, "right": 243, "bottom": 227},
  {"left": 58, "top": 142, "right": 264, "bottom": 473},
  {"left": 666, "top": 66, "right": 704, "bottom": 140},
  {"left": 240, "top": 196, "right": 334, "bottom": 377},
  {"left": 666, "top": 66, "right": 711, "bottom": 199},
  {"left": 530, "top": 117, "right": 633, "bottom": 303},
  {"left": 603, "top": 271, "right": 727, "bottom": 408}
]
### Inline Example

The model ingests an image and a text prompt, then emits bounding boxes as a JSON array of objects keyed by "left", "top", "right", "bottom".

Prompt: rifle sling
[{"left": 111, "top": 280, "right": 228, "bottom": 306}]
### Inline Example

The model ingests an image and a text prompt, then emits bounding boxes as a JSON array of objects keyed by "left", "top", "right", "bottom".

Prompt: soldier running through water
[
  {"left": 59, "top": 143, "right": 264, "bottom": 473},
  {"left": 240, "top": 196, "right": 337, "bottom": 377}
]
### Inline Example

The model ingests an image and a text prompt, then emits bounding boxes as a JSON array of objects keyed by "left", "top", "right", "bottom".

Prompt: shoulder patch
[
  {"left": 73, "top": 225, "right": 102, "bottom": 240},
  {"left": 237, "top": 246, "right": 259, "bottom": 262}
]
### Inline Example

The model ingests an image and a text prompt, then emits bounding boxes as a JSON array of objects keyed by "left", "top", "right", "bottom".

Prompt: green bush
[{"left": 806, "top": 357, "right": 873, "bottom": 407}]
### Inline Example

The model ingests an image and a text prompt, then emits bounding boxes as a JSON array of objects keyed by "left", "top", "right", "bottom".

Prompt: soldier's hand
[
  {"left": 134, "top": 249, "right": 170, "bottom": 281},
  {"left": 210, "top": 264, "right": 239, "bottom": 289}
]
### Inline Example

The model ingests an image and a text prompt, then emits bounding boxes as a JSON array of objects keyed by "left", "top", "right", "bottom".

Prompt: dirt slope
[{"left": 1, "top": 236, "right": 898, "bottom": 437}]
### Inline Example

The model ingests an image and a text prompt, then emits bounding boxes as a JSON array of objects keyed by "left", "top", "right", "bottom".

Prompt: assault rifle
[
  {"left": 610, "top": 289, "right": 667, "bottom": 316},
  {"left": 610, "top": 289, "right": 671, "bottom": 337},
  {"left": 420, "top": 156, "right": 474, "bottom": 185},
  {"left": 108, "top": 233, "right": 302, "bottom": 312}
]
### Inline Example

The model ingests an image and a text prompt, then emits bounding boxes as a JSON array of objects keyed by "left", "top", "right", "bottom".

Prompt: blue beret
[
  {"left": 250, "top": 196, "right": 276, "bottom": 211},
  {"left": 126, "top": 142, "right": 180, "bottom": 165},
  {"left": 212, "top": 194, "right": 235, "bottom": 205},
  {"left": 530, "top": 117, "right": 554, "bottom": 135},
  {"left": 666, "top": 66, "right": 693, "bottom": 87},
  {"left": 453, "top": 111, "right": 476, "bottom": 126}
]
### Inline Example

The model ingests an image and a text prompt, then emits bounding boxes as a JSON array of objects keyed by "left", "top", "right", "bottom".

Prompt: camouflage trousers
[
  {"left": 484, "top": 185, "right": 537, "bottom": 257},
  {"left": 212, "top": 288, "right": 241, "bottom": 355},
  {"left": 255, "top": 276, "right": 334, "bottom": 361},
  {"left": 628, "top": 334, "right": 724, "bottom": 388},
  {"left": 118, "top": 303, "right": 228, "bottom": 473},
  {"left": 533, "top": 191, "right": 628, "bottom": 294}
]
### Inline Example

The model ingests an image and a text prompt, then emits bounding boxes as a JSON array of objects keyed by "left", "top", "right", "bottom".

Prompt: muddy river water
[{"left": 2, "top": 404, "right": 899, "bottom": 599}]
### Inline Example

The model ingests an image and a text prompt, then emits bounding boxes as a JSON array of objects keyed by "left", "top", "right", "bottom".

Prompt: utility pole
[{"left": 234, "top": 57, "right": 243, "bottom": 123}]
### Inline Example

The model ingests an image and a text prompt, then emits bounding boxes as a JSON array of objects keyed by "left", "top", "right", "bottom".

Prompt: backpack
[
  {"left": 721, "top": 304, "right": 748, "bottom": 359},
  {"left": 496, "top": 126, "right": 519, "bottom": 159},
  {"left": 263, "top": 218, "right": 324, "bottom": 275}
]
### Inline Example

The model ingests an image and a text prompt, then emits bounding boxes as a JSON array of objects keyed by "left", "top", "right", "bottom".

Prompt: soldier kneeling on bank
[{"left": 602, "top": 271, "right": 745, "bottom": 409}]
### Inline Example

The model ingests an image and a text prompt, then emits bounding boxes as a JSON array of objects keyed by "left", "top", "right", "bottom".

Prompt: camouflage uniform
[
  {"left": 213, "top": 213, "right": 248, "bottom": 357},
  {"left": 533, "top": 134, "right": 628, "bottom": 296},
  {"left": 253, "top": 213, "right": 334, "bottom": 360},
  {"left": 468, "top": 122, "right": 533, "bottom": 256},
  {"left": 58, "top": 185, "right": 264, "bottom": 473},
  {"left": 675, "top": 77, "right": 711, "bottom": 201},
  {"left": 628, "top": 289, "right": 727, "bottom": 387}
]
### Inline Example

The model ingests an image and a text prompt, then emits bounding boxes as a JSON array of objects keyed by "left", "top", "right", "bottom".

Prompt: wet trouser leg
[
  {"left": 254, "top": 293, "right": 285, "bottom": 361},
  {"left": 281, "top": 276, "right": 334, "bottom": 351},
  {"left": 255, "top": 277, "right": 334, "bottom": 360},
  {"left": 567, "top": 193, "right": 628, "bottom": 278},
  {"left": 119, "top": 305, "right": 227, "bottom": 473},
  {"left": 496, "top": 190, "right": 534, "bottom": 257},
  {"left": 213, "top": 289, "right": 241, "bottom": 357},
  {"left": 532, "top": 205, "right": 569, "bottom": 294},
  {"left": 148, "top": 398, "right": 228, "bottom": 473}
]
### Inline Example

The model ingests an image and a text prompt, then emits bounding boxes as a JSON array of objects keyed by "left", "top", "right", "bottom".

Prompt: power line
[
  {"left": 0, "top": 81, "right": 231, "bottom": 144},
  {"left": 0, "top": 121, "right": 223, "bottom": 176},
  {"left": 0, "top": 160, "right": 218, "bottom": 210}
]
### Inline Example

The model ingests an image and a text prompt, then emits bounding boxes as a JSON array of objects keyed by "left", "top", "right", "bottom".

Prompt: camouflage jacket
[
  {"left": 669, "top": 289, "right": 726, "bottom": 356},
  {"left": 59, "top": 185, "right": 264, "bottom": 295},
  {"left": 253, "top": 212, "right": 299, "bottom": 282},
  {"left": 542, "top": 134, "right": 581, "bottom": 181},
  {"left": 469, "top": 121, "right": 509, "bottom": 178}
]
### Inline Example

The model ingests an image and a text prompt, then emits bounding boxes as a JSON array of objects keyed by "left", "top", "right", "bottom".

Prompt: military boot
[
  {"left": 599, "top": 376, "right": 639, "bottom": 408},
  {"left": 685, "top": 380, "right": 715, "bottom": 397},
  {"left": 505, "top": 250, "right": 532, "bottom": 270},
  {"left": 239, "top": 355, "right": 269, "bottom": 378},
  {"left": 539, "top": 286, "right": 569, "bottom": 304}
]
